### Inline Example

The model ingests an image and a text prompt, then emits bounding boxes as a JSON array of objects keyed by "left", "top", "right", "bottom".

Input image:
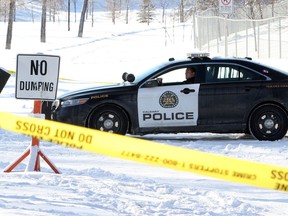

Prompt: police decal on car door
[{"left": 137, "top": 84, "right": 200, "bottom": 127}]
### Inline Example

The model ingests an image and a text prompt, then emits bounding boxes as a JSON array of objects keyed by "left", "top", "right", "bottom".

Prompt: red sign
[{"left": 219, "top": 0, "right": 233, "bottom": 14}]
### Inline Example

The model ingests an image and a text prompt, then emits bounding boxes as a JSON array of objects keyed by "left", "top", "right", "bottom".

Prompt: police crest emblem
[{"left": 159, "top": 91, "right": 179, "bottom": 108}]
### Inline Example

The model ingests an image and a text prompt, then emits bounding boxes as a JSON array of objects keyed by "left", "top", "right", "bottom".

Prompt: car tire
[
  {"left": 88, "top": 105, "right": 129, "bottom": 135},
  {"left": 249, "top": 104, "right": 288, "bottom": 141}
]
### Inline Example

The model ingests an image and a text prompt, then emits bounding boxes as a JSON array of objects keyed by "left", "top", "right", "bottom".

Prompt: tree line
[{"left": 1, "top": 0, "right": 286, "bottom": 49}]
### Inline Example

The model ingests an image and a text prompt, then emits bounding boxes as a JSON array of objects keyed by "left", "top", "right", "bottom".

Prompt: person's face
[{"left": 186, "top": 68, "right": 195, "bottom": 79}]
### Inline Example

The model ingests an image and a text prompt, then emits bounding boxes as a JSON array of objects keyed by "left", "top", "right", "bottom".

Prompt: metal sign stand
[
  {"left": 3, "top": 100, "right": 60, "bottom": 174},
  {"left": 4, "top": 100, "right": 60, "bottom": 174}
]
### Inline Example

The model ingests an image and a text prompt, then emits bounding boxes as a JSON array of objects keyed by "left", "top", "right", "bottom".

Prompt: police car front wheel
[
  {"left": 88, "top": 105, "right": 129, "bottom": 135},
  {"left": 249, "top": 104, "right": 288, "bottom": 141}
]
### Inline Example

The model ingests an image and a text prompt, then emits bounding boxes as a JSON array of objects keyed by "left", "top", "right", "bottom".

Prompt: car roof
[
  {"left": 162, "top": 54, "right": 288, "bottom": 80},
  {"left": 135, "top": 54, "right": 288, "bottom": 84}
]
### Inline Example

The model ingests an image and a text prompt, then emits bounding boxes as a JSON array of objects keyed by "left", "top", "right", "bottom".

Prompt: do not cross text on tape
[{"left": 0, "top": 111, "right": 288, "bottom": 192}]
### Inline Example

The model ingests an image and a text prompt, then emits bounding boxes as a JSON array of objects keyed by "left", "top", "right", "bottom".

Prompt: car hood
[{"left": 57, "top": 82, "right": 133, "bottom": 100}]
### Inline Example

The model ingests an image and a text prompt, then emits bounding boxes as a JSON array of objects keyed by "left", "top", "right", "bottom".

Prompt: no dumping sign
[{"left": 16, "top": 54, "right": 60, "bottom": 100}]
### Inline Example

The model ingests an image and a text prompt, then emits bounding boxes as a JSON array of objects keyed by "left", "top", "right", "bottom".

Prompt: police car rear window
[{"left": 205, "top": 65, "right": 266, "bottom": 83}]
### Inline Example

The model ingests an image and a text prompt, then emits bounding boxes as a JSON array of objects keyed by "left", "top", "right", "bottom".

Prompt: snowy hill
[{"left": 0, "top": 8, "right": 288, "bottom": 216}]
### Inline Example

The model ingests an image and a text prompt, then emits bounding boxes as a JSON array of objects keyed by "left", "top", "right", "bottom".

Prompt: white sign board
[
  {"left": 16, "top": 54, "right": 60, "bottom": 100},
  {"left": 219, "top": 0, "right": 233, "bottom": 14}
]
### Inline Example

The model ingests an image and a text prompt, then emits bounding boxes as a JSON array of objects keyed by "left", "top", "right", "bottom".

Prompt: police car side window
[
  {"left": 156, "top": 68, "right": 187, "bottom": 85},
  {"left": 239, "top": 67, "right": 266, "bottom": 81},
  {"left": 205, "top": 65, "right": 265, "bottom": 83},
  {"left": 217, "top": 66, "right": 239, "bottom": 79},
  {"left": 205, "top": 66, "right": 216, "bottom": 82}
]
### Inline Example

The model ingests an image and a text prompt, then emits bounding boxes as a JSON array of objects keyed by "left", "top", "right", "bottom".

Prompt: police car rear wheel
[
  {"left": 88, "top": 106, "right": 128, "bottom": 135},
  {"left": 249, "top": 104, "right": 288, "bottom": 141}
]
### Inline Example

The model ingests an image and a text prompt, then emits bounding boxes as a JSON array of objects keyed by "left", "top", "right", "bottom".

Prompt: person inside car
[
  {"left": 183, "top": 67, "right": 196, "bottom": 84},
  {"left": 156, "top": 67, "right": 196, "bottom": 85}
]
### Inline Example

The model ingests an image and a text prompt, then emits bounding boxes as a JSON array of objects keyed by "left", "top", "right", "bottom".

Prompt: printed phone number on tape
[
  {"left": 121, "top": 150, "right": 288, "bottom": 192},
  {"left": 122, "top": 150, "right": 255, "bottom": 179}
]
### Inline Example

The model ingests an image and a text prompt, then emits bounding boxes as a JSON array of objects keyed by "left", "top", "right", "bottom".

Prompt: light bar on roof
[{"left": 187, "top": 52, "right": 210, "bottom": 58}]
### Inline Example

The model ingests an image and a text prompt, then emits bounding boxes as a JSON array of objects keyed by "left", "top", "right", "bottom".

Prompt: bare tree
[
  {"left": 68, "top": 0, "right": 71, "bottom": 30},
  {"left": 270, "top": 0, "right": 276, "bottom": 17},
  {"left": 125, "top": 0, "right": 129, "bottom": 24},
  {"left": 138, "top": 0, "right": 155, "bottom": 25},
  {"left": 31, "top": 3, "right": 35, "bottom": 22},
  {"left": 106, "top": 0, "right": 126, "bottom": 24},
  {"left": 41, "top": 0, "right": 47, "bottom": 43},
  {"left": 179, "top": 0, "right": 184, "bottom": 22},
  {"left": 243, "top": 0, "right": 259, "bottom": 51},
  {"left": 51, "top": 0, "right": 56, "bottom": 22},
  {"left": 1, "top": 0, "right": 9, "bottom": 22},
  {"left": 242, "top": 0, "right": 266, "bottom": 19},
  {"left": 126, "top": 0, "right": 137, "bottom": 24},
  {"left": 78, "top": 0, "right": 88, "bottom": 37},
  {"left": 73, "top": 0, "right": 77, "bottom": 22},
  {"left": 197, "top": 0, "right": 217, "bottom": 11},
  {"left": 256, "top": 0, "right": 265, "bottom": 19},
  {"left": 159, "top": 0, "right": 170, "bottom": 23},
  {"left": 118, "top": 0, "right": 122, "bottom": 13},
  {"left": 46, "top": 0, "right": 65, "bottom": 22},
  {"left": 267, "top": 0, "right": 281, "bottom": 17},
  {"left": 5, "top": 0, "right": 15, "bottom": 49},
  {"left": 90, "top": 0, "right": 95, "bottom": 27},
  {"left": 177, "top": 0, "right": 197, "bottom": 22},
  {"left": 107, "top": 0, "right": 117, "bottom": 24}
]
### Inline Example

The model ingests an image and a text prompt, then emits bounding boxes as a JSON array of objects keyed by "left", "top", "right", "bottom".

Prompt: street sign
[
  {"left": 219, "top": 0, "right": 233, "bottom": 14},
  {"left": 16, "top": 54, "right": 60, "bottom": 100}
]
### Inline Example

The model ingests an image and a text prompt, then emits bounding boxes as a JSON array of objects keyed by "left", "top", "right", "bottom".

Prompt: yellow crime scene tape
[
  {"left": 0, "top": 112, "right": 288, "bottom": 192},
  {"left": 8, "top": 70, "right": 16, "bottom": 75},
  {"left": 8, "top": 70, "right": 115, "bottom": 84}
]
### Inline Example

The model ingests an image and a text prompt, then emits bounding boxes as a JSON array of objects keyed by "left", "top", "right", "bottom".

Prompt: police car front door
[{"left": 138, "top": 83, "right": 200, "bottom": 129}]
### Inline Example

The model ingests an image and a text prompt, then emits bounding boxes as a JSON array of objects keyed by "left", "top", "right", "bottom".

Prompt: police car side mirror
[
  {"left": 122, "top": 72, "right": 135, "bottom": 83},
  {"left": 144, "top": 79, "right": 159, "bottom": 87}
]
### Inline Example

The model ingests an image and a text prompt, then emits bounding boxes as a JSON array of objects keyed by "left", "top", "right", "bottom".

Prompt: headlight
[
  {"left": 52, "top": 99, "right": 60, "bottom": 110},
  {"left": 61, "top": 98, "right": 89, "bottom": 108}
]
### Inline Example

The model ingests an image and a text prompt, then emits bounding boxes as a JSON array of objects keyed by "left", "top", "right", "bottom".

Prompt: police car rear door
[{"left": 198, "top": 63, "right": 264, "bottom": 126}]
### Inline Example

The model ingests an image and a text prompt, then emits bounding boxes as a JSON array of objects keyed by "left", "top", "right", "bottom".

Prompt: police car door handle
[{"left": 181, "top": 88, "right": 195, "bottom": 94}]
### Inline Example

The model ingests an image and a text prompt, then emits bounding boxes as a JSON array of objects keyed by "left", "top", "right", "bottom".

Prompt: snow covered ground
[{"left": 1, "top": 11, "right": 288, "bottom": 216}]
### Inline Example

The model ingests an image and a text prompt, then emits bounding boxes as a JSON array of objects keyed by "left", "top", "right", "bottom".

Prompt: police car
[{"left": 51, "top": 53, "right": 288, "bottom": 141}]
